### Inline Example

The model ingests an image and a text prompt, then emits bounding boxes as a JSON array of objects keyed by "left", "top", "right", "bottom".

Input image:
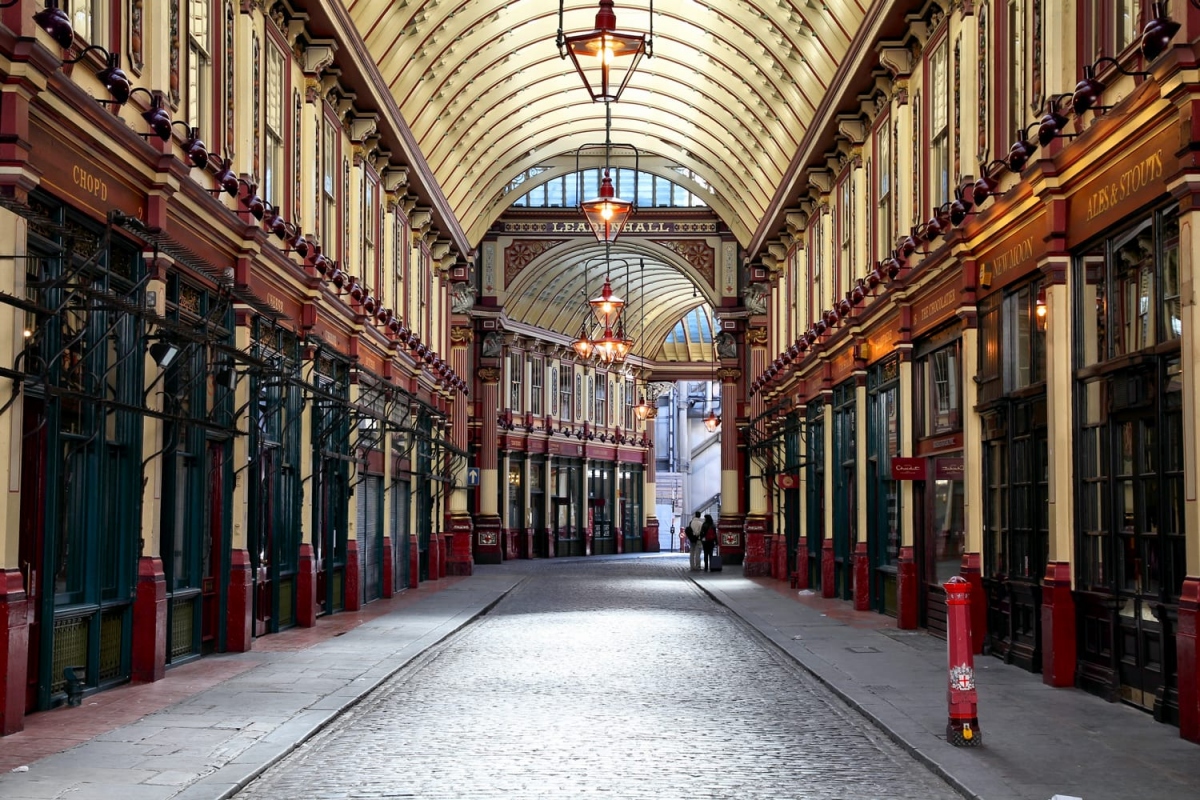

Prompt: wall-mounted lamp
[
  {"left": 31, "top": 1, "right": 75, "bottom": 50},
  {"left": 1005, "top": 125, "right": 1039, "bottom": 172},
  {"left": 1035, "top": 96, "right": 1073, "bottom": 146},
  {"left": 63, "top": 45, "right": 130, "bottom": 104},
  {"left": 139, "top": 90, "right": 173, "bottom": 141},
  {"left": 148, "top": 340, "right": 179, "bottom": 369},
  {"left": 171, "top": 123, "right": 208, "bottom": 169},
  {"left": 1035, "top": 284, "right": 1047, "bottom": 319},
  {"left": 1141, "top": 2, "right": 1180, "bottom": 61}
]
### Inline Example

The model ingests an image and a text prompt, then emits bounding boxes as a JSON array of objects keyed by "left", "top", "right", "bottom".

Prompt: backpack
[{"left": 703, "top": 524, "right": 716, "bottom": 542}]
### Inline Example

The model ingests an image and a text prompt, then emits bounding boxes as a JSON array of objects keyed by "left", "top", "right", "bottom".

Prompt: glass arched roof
[
  {"left": 658, "top": 305, "right": 717, "bottom": 363},
  {"left": 508, "top": 168, "right": 710, "bottom": 209}
]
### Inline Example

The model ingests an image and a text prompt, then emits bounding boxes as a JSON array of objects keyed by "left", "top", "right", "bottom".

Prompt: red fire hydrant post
[{"left": 944, "top": 576, "right": 982, "bottom": 746}]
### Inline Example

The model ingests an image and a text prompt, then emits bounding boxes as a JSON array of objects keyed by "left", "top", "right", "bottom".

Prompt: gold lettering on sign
[
  {"left": 266, "top": 293, "right": 285, "bottom": 314},
  {"left": 983, "top": 237, "right": 1034, "bottom": 282},
  {"left": 1086, "top": 149, "right": 1164, "bottom": 221},
  {"left": 918, "top": 288, "right": 957, "bottom": 324},
  {"left": 72, "top": 165, "right": 109, "bottom": 201}
]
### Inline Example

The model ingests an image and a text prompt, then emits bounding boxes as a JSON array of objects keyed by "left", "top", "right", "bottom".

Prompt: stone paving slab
[
  {"left": 0, "top": 567, "right": 528, "bottom": 799},
  {"left": 694, "top": 568, "right": 1199, "bottom": 800}
]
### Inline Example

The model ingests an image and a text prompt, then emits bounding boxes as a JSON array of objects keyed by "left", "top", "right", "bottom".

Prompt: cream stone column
[
  {"left": 342, "top": 380, "right": 362, "bottom": 611},
  {"left": 1177, "top": 191, "right": 1200, "bottom": 740},
  {"left": 131, "top": 259, "right": 170, "bottom": 683},
  {"left": 0, "top": 208, "right": 28, "bottom": 734},
  {"left": 821, "top": 390, "right": 835, "bottom": 597},
  {"left": 955, "top": 10, "right": 980, "bottom": 183},
  {"left": 854, "top": 367, "right": 870, "bottom": 610},
  {"left": 897, "top": 341, "right": 918, "bottom": 628},
  {"left": 295, "top": 339, "right": 318, "bottom": 623},
  {"left": 446, "top": 324, "right": 473, "bottom": 574},
  {"left": 960, "top": 319, "right": 988, "bottom": 653},
  {"left": 1039, "top": 248, "right": 1078, "bottom": 687},
  {"left": 227, "top": 316, "right": 254, "bottom": 651}
]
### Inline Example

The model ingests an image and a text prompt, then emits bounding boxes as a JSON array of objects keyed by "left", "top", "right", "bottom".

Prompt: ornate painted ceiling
[{"left": 347, "top": 0, "right": 873, "bottom": 359}]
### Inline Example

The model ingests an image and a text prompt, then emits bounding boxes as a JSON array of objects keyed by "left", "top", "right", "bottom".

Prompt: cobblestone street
[{"left": 234, "top": 557, "right": 960, "bottom": 800}]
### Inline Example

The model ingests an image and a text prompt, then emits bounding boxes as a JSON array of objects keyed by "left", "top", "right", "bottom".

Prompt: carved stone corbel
[
  {"left": 383, "top": 166, "right": 409, "bottom": 193},
  {"left": 348, "top": 112, "right": 378, "bottom": 143},
  {"left": 302, "top": 39, "right": 338, "bottom": 76}
]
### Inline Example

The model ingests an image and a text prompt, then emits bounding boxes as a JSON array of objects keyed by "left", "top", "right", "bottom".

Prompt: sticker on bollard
[{"left": 944, "top": 576, "right": 982, "bottom": 746}]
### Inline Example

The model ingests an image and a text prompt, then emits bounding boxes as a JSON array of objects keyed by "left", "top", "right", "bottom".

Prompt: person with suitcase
[
  {"left": 701, "top": 514, "right": 720, "bottom": 572},
  {"left": 687, "top": 511, "right": 703, "bottom": 571}
]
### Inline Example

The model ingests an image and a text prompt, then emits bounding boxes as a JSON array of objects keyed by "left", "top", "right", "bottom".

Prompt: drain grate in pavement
[{"left": 846, "top": 645, "right": 882, "bottom": 653}]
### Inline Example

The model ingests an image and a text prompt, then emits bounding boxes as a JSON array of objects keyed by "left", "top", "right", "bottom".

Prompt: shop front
[
  {"left": 552, "top": 456, "right": 585, "bottom": 557},
  {"left": 804, "top": 400, "right": 825, "bottom": 591},
  {"left": 619, "top": 462, "right": 644, "bottom": 554},
  {"left": 1073, "top": 201, "right": 1184, "bottom": 722},
  {"left": 589, "top": 460, "right": 616, "bottom": 555},
  {"left": 867, "top": 356, "right": 901, "bottom": 616},
  {"left": 912, "top": 324, "right": 964, "bottom": 637}
]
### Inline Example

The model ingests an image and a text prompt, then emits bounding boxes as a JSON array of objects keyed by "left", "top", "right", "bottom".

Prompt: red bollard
[{"left": 944, "top": 576, "right": 982, "bottom": 746}]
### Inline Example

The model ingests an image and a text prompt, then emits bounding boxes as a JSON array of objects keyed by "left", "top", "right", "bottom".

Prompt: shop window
[
  {"left": 1003, "top": 280, "right": 1046, "bottom": 391},
  {"left": 917, "top": 339, "right": 961, "bottom": 439}
]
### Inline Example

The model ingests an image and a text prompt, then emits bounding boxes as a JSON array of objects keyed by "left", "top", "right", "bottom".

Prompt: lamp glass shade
[
  {"left": 580, "top": 171, "right": 634, "bottom": 243},
  {"left": 588, "top": 278, "right": 625, "bottom": 328},
  {"left": 703, "top": 409, "right": 721, "bottom": 432},
  {"left": 561, "top": 1, "right": 648, "bottom": 103},
  {"left": 149, "top": 340, "right": 179, "bottom": 368}
]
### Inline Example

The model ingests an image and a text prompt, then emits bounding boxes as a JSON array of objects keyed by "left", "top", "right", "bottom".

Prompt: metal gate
[
  {"left": 357, "top": 476, "right": 382, "bottom": 603},
  {"left": 391, "top": 480, "right": 410, "bottom": 592}
]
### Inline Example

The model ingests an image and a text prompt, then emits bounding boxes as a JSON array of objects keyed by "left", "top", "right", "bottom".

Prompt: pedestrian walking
[
  {"left": 687, "top": 511, "right": 703, "bottom": 570},
  {"left": 700, "top": 514, "right": 718, "bottom": 571}
]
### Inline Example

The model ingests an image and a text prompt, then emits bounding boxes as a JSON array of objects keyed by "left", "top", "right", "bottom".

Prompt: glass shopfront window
[
  {"left": 1072, "top": 203, "right": 1184, "bottom": 714},
  {"left": 868, "top": 357, "right": 900, "bottom": 615},
  {"left": 917, "top": 339, "right": 961, "bottom": 438}
]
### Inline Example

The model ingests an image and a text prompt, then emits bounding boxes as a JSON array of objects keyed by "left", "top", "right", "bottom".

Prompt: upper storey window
[
  {"left": 263, "top": 44, "right": 285, "bottom": 210},
  {"left": 1082, "top": 0, "right": 1140, "bottom": 60},
  {"left": 186, "top": 1, "right": 211, "bottom": 141},
  {"left": 66, "top": 0, "right": 105, "bottom": 44},
  {"left": 508, "top": 169, "right": 709, "bottom": 209},
  {"left": 876, "top": 115, "right": 893, "bottom": 261},
  {"left": 929, "top": 37, "right": 950, "bottom": 207}
]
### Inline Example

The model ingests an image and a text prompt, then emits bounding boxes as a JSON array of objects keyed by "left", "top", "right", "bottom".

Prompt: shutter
[{"left": 360, "top": 476, "right": 381, "bottom": 602}]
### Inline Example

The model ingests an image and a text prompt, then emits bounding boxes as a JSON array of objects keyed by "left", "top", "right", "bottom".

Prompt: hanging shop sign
[
  {"left": 1066, "top": 120, "right": 1176, "bottom": 248},
  {"left": 776, "top": 473, "right": 799, "bottom": 489},
  {"left": 891, "top": 457, "right": 927, "bottom": 481}
]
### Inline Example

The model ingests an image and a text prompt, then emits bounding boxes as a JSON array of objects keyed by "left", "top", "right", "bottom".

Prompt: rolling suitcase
[{"left": 709, "top": 551, "right": 723, "bottom": 572}]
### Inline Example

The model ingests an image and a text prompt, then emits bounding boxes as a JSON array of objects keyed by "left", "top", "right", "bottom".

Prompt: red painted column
[
  {"left": 446, "top": 515, "right": 474, "bottom": 576},
  {"left": 475, "top": 370, "right": 503, "bottom": 564},
  {"left": 381, "top": 538, "right": 394, "bottom": 599},
  {"left": 409, "top": 534, "right": 419, "bottom": 588},
  {"left": 897, "top": 546, "right": 919, "bottom": 629},
  {"left": 226, "top": 549, "right": 253, "bottom": 652},
  {"left": 743, "top": 516, "right": 769, "bottom": 576},
  {"left": 297, "top": 543, "right": 317, "bottom": 625},
  {"left": 1179, "top": 577, "right": 1200, "bottom": 742},
  {"left": 821, "top": 538, "right": 836, "bottom": 598},
  {"left": 1040, "top": 561, "right": 1077, "bottom": 687},
  {"left": 795, "top": 544, "right": 810, "bottom": 590},
  {"left": 774, "top": 534, "right": 788, "bottom": 580},
  {"left": 343, "top": 539, "right": 361, "bottom": 611},
  {"left": 960, "top": 552, "right": 987, "bottom": 655},
  {"left": 944, "top": 576, "right": 982, "bottom": 746},
  {"left": 853, "top": 542, "right": 871, "bottom": 611},
  {"left": 131, "top": 557, "right": 166, "bottom": 683},
  {"left": 0, "top": 570, "right": 29, "bottom": 735}
]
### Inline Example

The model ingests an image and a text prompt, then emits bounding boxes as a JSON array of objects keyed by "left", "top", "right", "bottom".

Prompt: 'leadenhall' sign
[{"left": 502, "top": 220, "right": 719, "bottom": 235}]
